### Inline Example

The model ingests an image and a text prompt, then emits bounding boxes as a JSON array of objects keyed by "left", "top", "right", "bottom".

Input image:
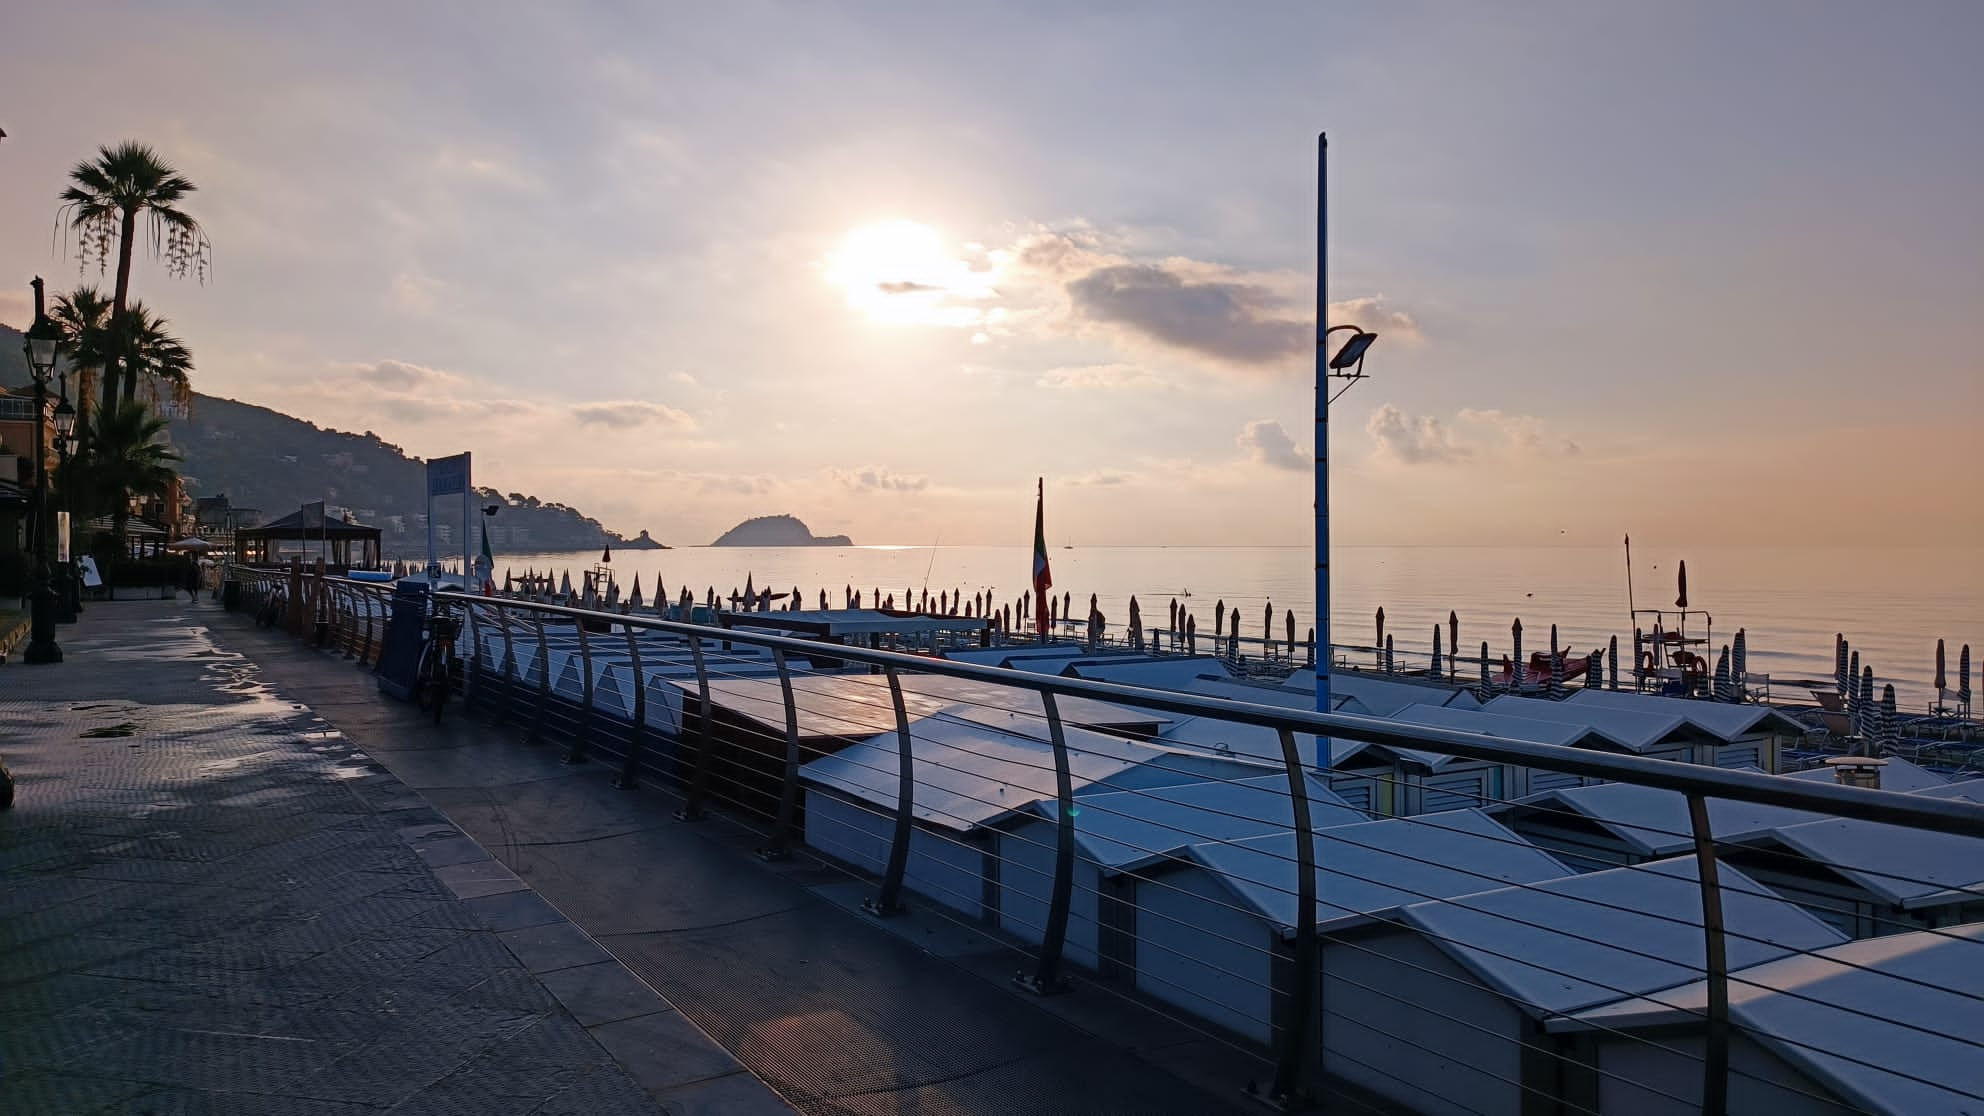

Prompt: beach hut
[
  {"left": 1322, "top": 857, "right": 1844, "bottom": 1116},
  {"left": 1561, "top": 925, "right": 1984, "bottom": 1115},
  {"left": 1721, "top": 811, "right": 1984, "bottom": 937},
  {"left": 994, "top": 774, "right": 1364, "bottom": 972},
  {"left": 1495, "top": 780, "right": 1827, "bottom": 872},
  {"left": 1564, "top": 688, "right": 1808, "bottom": 770},
  {"left": 799, "top": 714, "right": 1291, "bottom": 921},
  {"left": 1129, "top": 809, "right": 1569, "bottom": 1045}
]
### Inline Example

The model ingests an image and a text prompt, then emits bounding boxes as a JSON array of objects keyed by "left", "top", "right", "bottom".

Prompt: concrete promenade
[
  {"left": 0, "top": 598, "right": 788, "bottom": 1115},
  {"left": 5, "top": 597, "right": 1256, "bottom": 1115}
]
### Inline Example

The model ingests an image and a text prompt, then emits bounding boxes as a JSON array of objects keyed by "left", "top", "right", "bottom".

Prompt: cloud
[
  {"left": 1066, "top": 263, "right": 1307, "bottom": 368},
  {"left": 876, "top": 280, "right": 942, "bottom": 294},
  {"left": 833, "top": 465, "right": 929, "bottom": 493},
  {"left": 1036, "top": 363, "right": 1167, "bottom": 391},
  {"left": 571, "top": 400, "right": 697, "bottom": 429},
  {"left": 1329, "top": 295, "right": 1421, "bottom": 340},
  {"left": 352, "top": 359, "right": 466, "bottom": 392},
  {"left": 1005, "top": 229, "right": 1421, "bottom": 374},
  {"left": 1066, "top": 469, "right": 1134, "bottom": 486},
  {"left": 1366, "top": 404, "right": 1577, "bottom": 465},
  {"left": 1237, "top": 419, "right": 1308, "bottom": 471},
  {"left": 670, "top": 371, "right": 699, "bottom": 387}
]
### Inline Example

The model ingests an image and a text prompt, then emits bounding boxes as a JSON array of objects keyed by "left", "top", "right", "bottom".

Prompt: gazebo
[{"left": 235, "top": 507, "right": 382, "bottom": 572}]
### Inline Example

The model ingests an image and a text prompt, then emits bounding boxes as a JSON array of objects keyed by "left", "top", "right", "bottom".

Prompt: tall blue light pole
[{"left": 1314, "top": 134, "right": 1379, "bottom": 765}]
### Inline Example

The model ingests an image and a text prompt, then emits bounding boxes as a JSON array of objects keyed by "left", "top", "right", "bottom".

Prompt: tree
[
  {"left": 56, "top": 142, "right": 210, "bottom": 408},
  {"left": 122, "top": 302, "right": 194, "bottom": 414},
  {"left": 65, "top": 400, "right": 182, "bottom": 559},
  {"left": 51, "top": 285, "right": 114, "bottom": 438}
]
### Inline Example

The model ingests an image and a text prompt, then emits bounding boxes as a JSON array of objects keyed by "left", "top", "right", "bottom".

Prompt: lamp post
[
  {"left": 52, "top": 391, "right": 79, "bottom": 622},
  {"left": 1312, "top": 134, "right": 1381, "bottom": 756},
  {"left": 22, "top": 278, "right": 64, "bottom": 664}
]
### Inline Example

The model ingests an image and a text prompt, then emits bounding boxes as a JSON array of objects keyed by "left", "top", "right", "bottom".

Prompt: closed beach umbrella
[
  {"left": 1733, "top": 629, "right": 1747, "bottom": 687},
  {"left": 1589, "top": 649, "right": 1604, "bottom": 689},
  {"left": 1511, "top": 618, "right": 1524, "bottom": 690},
  {"left": 1879, "top": 684, "right": 1899, "bottom": 755},
  {"left": 605, "top": 577, "right": 621, "bottom": 610},
  {"left": 1062, "top": 592, "right": 1070, "bottom": 623},
  {"left": 1935, "top": 638, "right": 1947, "bottom": 694},
  {"left": 1835, "top": 635, "right": 1849, "bottom": 695},
  {"left": 1376, "top": 607, "right": 1386, "bottom": 667},
  {"left": 1859, "top": 666, "right": 1875, "bottom": 738},
  {"left": 1229, "top": 610, "right": 1240, "bottom": 659},
  {"left": 1169, "top": 598, "right": 1178, "bottom": 634},
  {"left": 1548, "top": 624, "right": 1562, "bottom": 699},
  {"left": 1713, "top": 646, "right": 1731, "bottom": 702},
  {"left": 1286, "top": 609, "right": 1296, "bottom": 658},
  {"left": 1432, "top": 625, "right": 1444, "bottom": 680},
  {"left": 1215, "top": 600, "right": 1227, "bottom": 649},
  {"left": 628, "top": 574, "right": 643, "bottom": 610},
  {"left": 1675, "top": 560, "right": 1689, "bottom": 609},
  {"left": 1478, "top": 641, "right": 1491, "bottom": 700},
  {"left": 1448, "top": 611, "right": 1459, "bottom": 680},
  {"left": 1185, "top": 614, "right": 1196, "bottom": 654},
  {"left": 1959, "top": 645, "right": 1972, "bottom": 713},
  {"left": 559, "top": 570, "right": 573, "bottom": 598},
  {"left": 1848, "top": 650, "right": 1861, "bottom": 731},
  {"left": 1384, "top": 633, "right": 1394, "bottom": 674}
]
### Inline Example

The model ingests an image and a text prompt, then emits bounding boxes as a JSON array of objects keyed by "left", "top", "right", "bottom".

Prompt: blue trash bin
[{"left": 376, "top": 580, "right": 431, "bottom": 702}]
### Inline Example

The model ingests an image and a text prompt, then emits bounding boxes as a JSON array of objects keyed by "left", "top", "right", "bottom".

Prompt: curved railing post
[
  {"left": 566, "top": 615, "right": 595, "bottom": 764},
  {"left": 757, "top": 647, "right": 802, "bottom": 860},
  {"left": 358, "top": 587, "right": 377, "bottom": 666},
  {"left": 463, "top": 602, "right": 484, "bottom": 712},
  {"left": 1018, "top": 690, "right": 1075, "bottom": 995},
  {"left": 616, "top": 625, "right": 645, "bottom": 790},
  {"left": 864, "top": 665, "right": 916, "bottom": 917},
  {"left": 498, "top": 608, "right": 518, "bottom": 724},
  {"left": 676, "top": 631, "right": 714, "bottom": 822},
  {"left": 1687, "top": 793, "right": 1731, "bottom": 1116},
  {"left": 1268, "top": 727, "right": 1320, "bottom": 1106},
  {"left": 528, "top": 610, "right": 550, "bottom": 745}
]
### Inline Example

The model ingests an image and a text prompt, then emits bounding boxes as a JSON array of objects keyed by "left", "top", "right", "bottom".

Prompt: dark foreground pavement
[
  {"left": 0, "top": 600, "right": 788, "bottom": 1115},
  {"left": 7, "top": 598, "right": 1257, "bottom": 1115}
]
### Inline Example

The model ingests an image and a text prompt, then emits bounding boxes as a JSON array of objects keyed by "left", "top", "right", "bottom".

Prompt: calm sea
[{"left": 491, "top": 545, "right": 1978, "bottom": 710}]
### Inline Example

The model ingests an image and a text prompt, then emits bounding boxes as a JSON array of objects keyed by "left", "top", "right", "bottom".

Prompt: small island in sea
[{"left": 711, "top": 515, "right": 853, "bottom": 547}]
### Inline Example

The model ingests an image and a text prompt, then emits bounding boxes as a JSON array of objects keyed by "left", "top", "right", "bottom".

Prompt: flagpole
[{"left": 1624, "top": 533, "right": 1636, "bottom": 630}]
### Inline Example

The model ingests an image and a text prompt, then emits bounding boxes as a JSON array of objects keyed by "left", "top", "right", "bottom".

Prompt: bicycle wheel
[{"left": 429, "top": 651, "right": 451, "bottom": 723}]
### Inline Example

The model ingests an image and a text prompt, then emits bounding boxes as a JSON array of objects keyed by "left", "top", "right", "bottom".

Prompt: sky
[{"left": 3, "top": 1, "right": 1979, "bottom": 548}]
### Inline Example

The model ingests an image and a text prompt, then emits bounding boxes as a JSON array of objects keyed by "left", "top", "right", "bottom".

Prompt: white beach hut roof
[
  {"left": 1401, "top": 855, "right": 1845, "bottom": 1016},
  {"left": 1755, "top": 814, "right": 1984, "bottom": 909},
  {"left": 1512, "top": 781, "right": 1826, "bottom": 857},
  {"left": 689, "top": 673, "right": 1173, "bottom": 740},
  {"left": 798, "top": 713, "right": 1176, "bottom": 832},
  {"left": 1913, "top": 779, "right": 1984, "bottom": 804},
  {"left": 1484, "top": 694, "right": 1696, "bottom": 753},
  {"left": 1282, "top": 671, "right": 1484, "bottom": 716},
  {"left": 1386, "top": 702, "right": 1626, "bottom": 752},
  {"left": 1564, "top": 688, "right": 1807, "bottom": 741},
  {"left": 1783, "top": 757, "right": 1948, "bottom": 793},
  {"left": 1068, "top": 656, "right": 1235, "bottom": 688},
  {"left": 1185, "top": 808, "right": 1572, "bottom": 936},
  {"left": 1028, "top": 774, "right": 1365, "bottom": 875},
  {"left": 1564, "top": 925, "right": 1984, "bottom": 1116}
]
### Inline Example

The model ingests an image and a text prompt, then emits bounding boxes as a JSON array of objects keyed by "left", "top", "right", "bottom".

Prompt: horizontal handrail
[{"left": 422, "top": 590, "right": 1984, "bottom": 840}]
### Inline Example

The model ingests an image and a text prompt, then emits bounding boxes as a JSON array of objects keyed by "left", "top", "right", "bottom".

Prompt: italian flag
[
  {"left": 1032, "top": 477, "right": 1052, "bottom": 636},
  {"left": 478, "top": 520, "right": 495, "bottom": 595}
]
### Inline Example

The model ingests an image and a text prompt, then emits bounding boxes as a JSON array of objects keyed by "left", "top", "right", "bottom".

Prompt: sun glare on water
[{"left": 824, "top": 220, "right": 996, "bottom": 327}]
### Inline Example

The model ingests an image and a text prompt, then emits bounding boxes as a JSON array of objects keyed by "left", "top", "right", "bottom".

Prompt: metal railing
[{"left": 230, "top": 569, "right": 1984, "bottom": 1114}]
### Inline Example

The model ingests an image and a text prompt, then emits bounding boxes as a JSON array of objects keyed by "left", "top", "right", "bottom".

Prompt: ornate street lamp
[
  {"left": 22, "top": 277, "right": 64, "bottom": 663},
  {"left": 52, "top": 392, "right": 79, "bottom": 622}
]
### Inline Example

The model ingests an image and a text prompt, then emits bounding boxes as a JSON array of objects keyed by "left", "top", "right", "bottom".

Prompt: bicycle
[{"left": 414, "top": 600, "right": 460, "bottom": 724}]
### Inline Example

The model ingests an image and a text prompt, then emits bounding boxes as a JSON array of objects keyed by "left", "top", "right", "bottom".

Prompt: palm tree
[
  {"left": 122, "top": 302, "right": 194, "bottom": 415},
  {"left": 66, "top": 400, "right": 182, "bottom": 564},
  {"left": 56, "top": 142, "right": 210, "bottom": 407},
  {"left": 51, "top": 285, "right": 114, "bottom": 443}
]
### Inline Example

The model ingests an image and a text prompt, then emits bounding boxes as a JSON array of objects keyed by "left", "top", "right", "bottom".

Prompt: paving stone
[
  {"left": 464, "top": 888, "right": 564, "bottom": 932},
  {"left": 498, "top": 919, "right": 613, "bottom": 974},
  {"left": 539, "top": 960, "right": 671, "bottom": 1026},
  {"left": 590, "top": 1011, "right": 744, "bottom": 1094},
  {"left": 652, "top": 1069, "right": 797, "bottom": 1116}
]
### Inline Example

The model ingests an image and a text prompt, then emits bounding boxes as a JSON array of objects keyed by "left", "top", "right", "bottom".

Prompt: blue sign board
[{"left": 427, "top": 453, "right": 469, "bottom": 496}]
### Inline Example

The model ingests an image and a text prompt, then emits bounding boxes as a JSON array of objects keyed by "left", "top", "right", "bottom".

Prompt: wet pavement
[
  {"left": 0, "top": 600, "right": 785, "bottom": 1115},
  {"left": 6, "top": 597, "right": 1260, "bottom": 1115}
]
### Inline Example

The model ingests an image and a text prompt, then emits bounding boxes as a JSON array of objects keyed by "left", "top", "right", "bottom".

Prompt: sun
[{"left": 824, "top": 220, "right": 996, "bottom": 327}]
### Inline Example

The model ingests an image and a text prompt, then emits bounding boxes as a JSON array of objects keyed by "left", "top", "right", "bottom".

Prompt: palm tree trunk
[
  {"left": 109, "top": 205, "right": 137, "bottom": 409},
  {"left": 109, "top": 506, "right": 128, "bottom": 600}
]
